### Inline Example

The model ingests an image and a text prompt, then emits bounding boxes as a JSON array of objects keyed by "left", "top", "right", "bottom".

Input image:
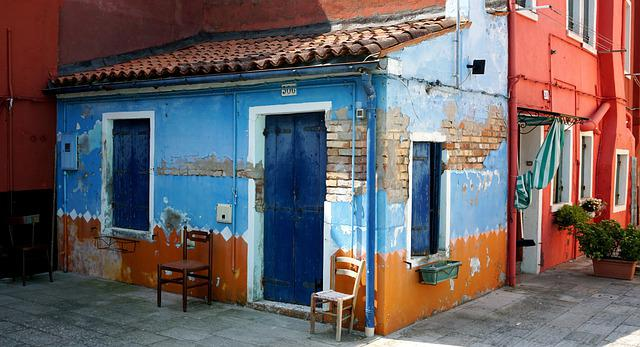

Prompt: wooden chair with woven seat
[
  {"left": 310, "top": 255, "right": 365, "bottom": 342},
  {"left": 157, "top": 226, "right": 213, "bottom": 312}
]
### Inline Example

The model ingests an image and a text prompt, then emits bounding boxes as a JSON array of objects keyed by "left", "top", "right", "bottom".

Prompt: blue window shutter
[{"left": 411, "top": 142, "right": 442, "bottom": 256}]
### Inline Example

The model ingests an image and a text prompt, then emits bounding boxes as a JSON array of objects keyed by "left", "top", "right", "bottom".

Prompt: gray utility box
[
  {"left": 61, "top": 134, "right": 78, "bottom": 171},
  {"left": 216, "top": 203, "right": 232, "bottom": 224}
]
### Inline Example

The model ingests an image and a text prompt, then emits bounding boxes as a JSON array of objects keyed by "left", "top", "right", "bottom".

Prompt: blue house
[{"left": 49, "top": 1, "right": 508, "bottom": 335}]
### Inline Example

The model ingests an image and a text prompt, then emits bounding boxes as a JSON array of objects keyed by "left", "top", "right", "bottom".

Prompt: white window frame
[
  {"left": 100, "top": 111, "right": 155, "bottom": 239},
  {"left": 613, "top": 149, "right": 630, "bottom": 212},
  {"left": 405, "top": 132, "right": 448, "bottom": 267},
  {"left": 516, "top": 0, "right": 539, "bottom": 21},
  {"left": 551, "top": 125, "right": 574, "bottom": 212},
  {"left": 566, "top": 0, "right": 598, "bottom": 53},
  {"left": 625, "top": 0, "right": 632, "bottom": 78},
  {"left": 579, "top": 131, "right": 594, "bottom": 200}
]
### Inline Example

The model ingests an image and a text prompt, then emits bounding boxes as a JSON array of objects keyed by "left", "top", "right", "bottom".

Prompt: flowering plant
[{"left": 581, "top": 198, "right": 606, "bottom": 214}]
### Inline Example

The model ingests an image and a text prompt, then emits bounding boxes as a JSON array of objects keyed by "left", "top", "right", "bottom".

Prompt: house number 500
[{"left": 281, "top": 84, "right": 297, "bottom": 97}]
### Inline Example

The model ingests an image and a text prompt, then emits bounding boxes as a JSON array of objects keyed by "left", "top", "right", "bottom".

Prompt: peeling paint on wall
[
  {"left": 376, "top": 107, "right": 410, "bottom": 204},
  {"left": 77, "top": 120, "right": 102, "bottom": 154},
  {"left": 160, "top": 206, "right": 189, "bottom": 235},
  {"left": 469, "top": 257, "right": 481, "bottom": 276}
]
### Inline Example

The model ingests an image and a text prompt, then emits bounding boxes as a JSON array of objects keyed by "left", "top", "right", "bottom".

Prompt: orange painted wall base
[{"left": 57, "top": 215, "right": 247, "bottom": 304}]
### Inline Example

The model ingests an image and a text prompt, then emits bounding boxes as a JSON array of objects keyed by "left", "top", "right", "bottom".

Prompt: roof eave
[{"left": 44, "top": 61, "right": 381, "bottom": 96}]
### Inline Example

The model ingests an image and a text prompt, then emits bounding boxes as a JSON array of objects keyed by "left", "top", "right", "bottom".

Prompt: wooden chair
[
  {"left": 7, "top": 214, "right": 53, "bottom": 286},
  {"left": 310, "top": 255, "right": 365, "bottom": 342},
  {"left": 157, "top": 226, "right": 213, "bottom": 312}
]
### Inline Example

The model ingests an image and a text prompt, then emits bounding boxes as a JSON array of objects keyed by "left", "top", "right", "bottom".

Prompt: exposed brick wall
[
  {"left": 323, "top": 104, "right": 507, "bottom": 204},
  {"left": 325, "top": 108, "right": 411, "bottom": 204},
  {"left": 377, "top": 109, "right": 410, "bottom": 204},
  {"left": 442, "top": 105, "right": 507, "bottom": 170},
  {"left": 325, "top": 115, "right": 367, "bottom": 202}
]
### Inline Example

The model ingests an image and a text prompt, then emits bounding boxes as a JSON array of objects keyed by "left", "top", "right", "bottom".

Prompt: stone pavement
[
  {"left": 372, "top": 257, "right": 640, "bottom": 347},
  {"left": 2, "top": 257, "right": 640, "bottom": 346}
]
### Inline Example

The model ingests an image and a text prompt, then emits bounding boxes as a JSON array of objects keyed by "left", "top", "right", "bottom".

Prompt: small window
[
  {"left": 516, "top": 0, "right": 534, "bottom": 9},
  {"left": 579, "top": 133, "right": 594, "bottom": 199},
  {"left": 625, "top": 0, "right": 632, "bottom": 76},
  {"left": 552, "top": 126, "right": 573, "bottom": 208},
  {"left": 516, "top": 0, "right": 538, "bottom": 20},
  {"left": 614, "top": 151, "right": 630, "bottom": 210},
  {"left": 410, "top": 142, "right": 442, "bottom": 257},
  {"left": 567, "top": 0, "right": 597, "bottom": 47}
]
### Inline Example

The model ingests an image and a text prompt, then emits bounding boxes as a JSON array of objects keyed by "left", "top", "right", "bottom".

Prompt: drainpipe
[
  {"left": 455, "top": 0, "right": 461, "bottom": 88},
  {"left": 6, "top": 29, "right": 14, "bottom": 215},
  {"left": 62, "top": 104, "right": 69, "bottom": 273},
  {"left": 361, "top": 71, "right": 376, "bottom": 337},
  {"left": 351, "top": 86, "right": 358, "bottom": 257},
  {"left": 232, "top": 92, "right": 238, "bottom": 273},
  {"left": 507, "top": 0, "right": 518, "bottom": 287},
  {"left": 580, "top": 102, "right": 611, "bottom": 132}
]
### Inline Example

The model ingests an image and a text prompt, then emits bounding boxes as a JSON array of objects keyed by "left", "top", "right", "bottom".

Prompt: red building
[
  {"left": 0, "top": 1, "right": 62, "bottom": 275},
  {"left": 507, "top": 0, "right": 637, "bottom": 280}
]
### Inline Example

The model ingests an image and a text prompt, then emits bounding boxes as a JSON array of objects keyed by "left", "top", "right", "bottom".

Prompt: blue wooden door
[
  {"left": 263, "top": 113, "right": 326, "bottom": 305},
  {"left": 411, "top": 142, "right": 441, "bottom": 256},
  {"left": 112, "top": 119, "right": 150, "bottom": 231}
]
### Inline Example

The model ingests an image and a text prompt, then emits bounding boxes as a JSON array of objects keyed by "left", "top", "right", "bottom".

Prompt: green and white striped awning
[{"left": 515, "top": 119, "right": 565, "bottom": 210}]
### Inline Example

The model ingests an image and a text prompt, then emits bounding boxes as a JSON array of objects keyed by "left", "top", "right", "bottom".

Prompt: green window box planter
[{"left": 416, "top": 260, "right": 462, "bottom": 285}]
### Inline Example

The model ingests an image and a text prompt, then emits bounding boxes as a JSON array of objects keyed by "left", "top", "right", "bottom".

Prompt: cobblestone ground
[{"left": 2, "top": 257, "right": 640, "bottom": 346}]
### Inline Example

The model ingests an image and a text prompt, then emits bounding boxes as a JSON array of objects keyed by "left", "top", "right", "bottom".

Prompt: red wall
[
  {"left": 59, "top": 0, "right": 445, "bottom": 65},
  {"left": 202, "top": 0, "right": 444, "bottom": 32},
  {"left": 59, "top": 0, "right": 203, "bottom": 64},
  {"left": 513, "top": 0, "right": 634, "bottom": 270},
  {"left": 0, "top": 0, "right": 61, "bottom": 193}
]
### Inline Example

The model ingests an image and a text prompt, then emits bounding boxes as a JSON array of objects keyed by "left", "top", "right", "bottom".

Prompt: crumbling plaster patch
[
  {"left": 442, "top": 102, "right": 507, "bottom": 170},
  {"left": 160, "top": 206, "right": 190, "bottom": 235},
  {"left": 376, "top": 107, "right": 410, "bottom": 204},
  {"left": 157, "top": 155, "right": 265, "bottom": 211}
]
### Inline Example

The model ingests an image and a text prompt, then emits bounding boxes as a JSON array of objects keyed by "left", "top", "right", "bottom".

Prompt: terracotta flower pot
[{"left": 592, "top": 258, "right": 638, "bottom": 280}]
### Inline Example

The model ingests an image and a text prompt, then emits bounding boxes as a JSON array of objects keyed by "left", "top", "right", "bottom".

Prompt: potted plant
[
  {"left": 580, "top": 197, "right": 607, "bottom": 218},
  {"left": 554, "top": 204, "right": 590, "bottom": 230},
  {"left": 574, "top": 220, "right": 640, "bottom": 280}
]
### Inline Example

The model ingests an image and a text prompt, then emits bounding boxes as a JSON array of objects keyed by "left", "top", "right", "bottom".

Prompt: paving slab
[{"left": 2, "top": 257, "right": 640, "bottom": 346}]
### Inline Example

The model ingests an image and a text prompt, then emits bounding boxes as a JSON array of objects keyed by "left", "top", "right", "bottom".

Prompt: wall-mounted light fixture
[{"left": 466, "top": 60, "right": 486, "bottom": 75}]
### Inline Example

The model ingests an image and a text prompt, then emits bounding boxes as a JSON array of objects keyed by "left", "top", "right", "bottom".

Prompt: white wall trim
[
  {"left": 565, "top": 0, "right": 598, "bottom": 52},
  {"left": 246, "top": 101, "right": 332, "bottom": 302},
  {"left": 520, "top": 126, "right": 543, "bottom": 274},
  {"left": 405, "top": 133, "right": 448, "bottom": 266},
  {"left": 551, "top": 126, "right": 574, "bottom": 212},
  {"left": 613, "top": 149, "right": 630, "bottom": 213},
  {"left": 578, "top": 131, "right": 594, "bottom": 200},
  {"left": 515, "top": 0, "right": 539, "bottom": 21},
  {"left": 625, "top": 0, "right": 632, "bottom": 77},
  {"left": 100, "top": 111, "right": 155, "bottom": 239}
]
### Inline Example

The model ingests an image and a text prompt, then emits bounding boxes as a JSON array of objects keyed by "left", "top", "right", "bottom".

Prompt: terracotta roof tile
[{"left": 52, "top": 17, "right": 457, "bottom": 87}]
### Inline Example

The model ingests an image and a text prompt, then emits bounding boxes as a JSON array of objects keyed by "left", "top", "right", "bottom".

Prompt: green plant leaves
[{"left": 575, "top": 219, "right": 640, "bottom": 261}]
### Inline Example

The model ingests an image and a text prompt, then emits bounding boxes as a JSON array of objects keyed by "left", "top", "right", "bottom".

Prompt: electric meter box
[{"left": 61, "top": 134, "right": 78, "bottom": 171}]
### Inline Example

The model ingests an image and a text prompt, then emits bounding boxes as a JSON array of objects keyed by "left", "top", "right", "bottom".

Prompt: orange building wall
[
  {"left": 57, "top": 216, "right": 247, "bottom": 304},
  {"left": 375, "top": 230, "right": 506, "bottom": 334},
  {"left": 334, "top": 230, "right": 507, "bottom": 335}
]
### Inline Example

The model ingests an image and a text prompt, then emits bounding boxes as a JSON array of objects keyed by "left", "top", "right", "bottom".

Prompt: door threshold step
[{"left": 248, "top": 300, "right": 310, "bottom": 320}]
